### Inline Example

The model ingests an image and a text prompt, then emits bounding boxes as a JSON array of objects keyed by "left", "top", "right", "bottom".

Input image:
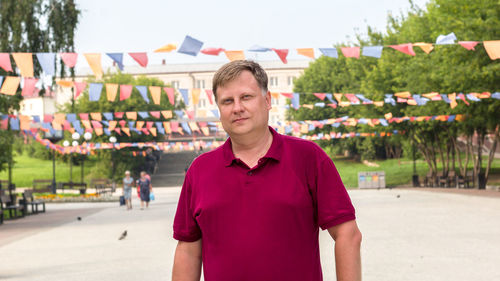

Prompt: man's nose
[{"left": 232, "top": 98, "right": 244, "bottom": 113}]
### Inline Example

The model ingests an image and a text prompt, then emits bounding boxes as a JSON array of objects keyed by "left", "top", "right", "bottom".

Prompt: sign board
[{"left": 358, "top": 171, "right": 386, "bottom": 189}]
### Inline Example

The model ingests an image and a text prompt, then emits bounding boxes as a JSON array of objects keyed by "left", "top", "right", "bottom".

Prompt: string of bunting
[
  {"left": 1, "top": 73, "right": 498, "bottom": 110},
  {"left": 0, "top": 34, "right": 499, "bottom": 80}
]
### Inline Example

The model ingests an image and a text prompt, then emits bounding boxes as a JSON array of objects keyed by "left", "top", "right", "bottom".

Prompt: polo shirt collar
[{"left": 222, "top": 126, "right": 283, "bottom": 167}]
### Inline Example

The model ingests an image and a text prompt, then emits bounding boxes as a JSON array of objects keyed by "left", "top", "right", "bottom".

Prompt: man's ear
[{"left": 265, "top": 91, "right": 272, "bottom": 110}]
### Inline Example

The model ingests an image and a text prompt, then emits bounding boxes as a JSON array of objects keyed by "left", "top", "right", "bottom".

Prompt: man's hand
[
  {"left": 172, "top": 239, "right": 202, "bottom": 281},
  {"left": 328, "top": 220, "right": 362, "bottom": 281}
]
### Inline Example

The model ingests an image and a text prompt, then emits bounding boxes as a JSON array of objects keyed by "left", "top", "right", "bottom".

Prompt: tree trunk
[{"left": 485, "top": 125, "right": 499, "bottom": 184}]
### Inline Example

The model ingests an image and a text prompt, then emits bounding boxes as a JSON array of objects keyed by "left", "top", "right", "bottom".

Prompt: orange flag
[
  {"left": 483, "top": 40, "right": 500, "bottom": 60},
  {"left": 126, "top": 112, "right": 137, "bottom": 120},
  {"left": 149, "top": 86, "right": 162, "bottom": 105},
  {"left": 297, "top": 48, "right": 315, "bottom": 59},
  {"left": 163, "top": 122, "right": 171, "bottom": 134},
  {"left": 108, "top": 121, "right": 117, "bottom": 131},
  {"left": 374, "top": 101, "right": 384, "bottom": 107},
  {"left": 191, "top": 88, "right": 201, "bottom": 105},
  {"left": 84, "top": 53, "right": 103, "bottom": 78},
  {"left": 414, "top": 43, "right": 434, "bottom": 54},
  {"left": 0, "top": 76, "right": 21, "bottom": 95},
  {"left": 149, "top": 127, "right": 157, "bottom": 137},
  {"left": 106, "top": 83, "right": 118, "bottom": 102},
  {"left": 136, "top": 121, "right": 145, "bottom": 130},
  {"left": 224, "top": 50, "right": 245, "bottom": 61},
  {"left": 161, "top": 110, "right": 173, "bottom": 119},
  {"left": 333, "top": 93, "right": 343, "bottom": 102},
  {"left": 395, "top": 91, "right": 411, "bottom": 98},
  {"left": 57, "top": 80, "right": 74, "bottom": 88},
  {"left": 384, "top": 113, "right": 393, "bottom": 120},
  {"left": 12, "top": 53, "right": 34, "bottom": 77},
  {"left": 448, "top": 93, "right": 458, "bottom": 109},
  {"left": 121, "top": 127, "right": 131, "bottom": 136},
  {"left": 90, "top": 113, "right": 102, "bottom": 121}
]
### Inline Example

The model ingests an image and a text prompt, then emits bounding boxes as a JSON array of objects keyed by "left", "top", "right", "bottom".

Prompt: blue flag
[
  {"left": 178, "top": 35, "right": 204, "bottom": 56},
  {"left": 135, "top": 86, "right": 150, "bottom": 103},
  {"left": 319, "top": 48, "right": 338, "bottom": 58},
  {"left": 103, "top": 112, "right": 113, "bottom": 121},
  {"left": 106, "top": 53, "right": 124, "bottom": 70},
  {"left": 291, "top": 93, "right": 300, "bottom": 109},
  {"left": 89, "top": 83, "right": 103, "bottom": 101},
  {"left": 178, "top": 88, "right": 189, "bottom": 106},
  {"left": 362, "top": 46, "right": 383, "bottom": 58},
  {"left": 36, "top": 53, "right": 56, "bottom": 76},
  {"left": 181, "top": 122, "right": 192, "bottom": 135},
  {"left": 138, "top": 111, "right": 149, "bottom": 119},
  {"left": 248, "top": 45, "right": 271, "bottom": 52}
]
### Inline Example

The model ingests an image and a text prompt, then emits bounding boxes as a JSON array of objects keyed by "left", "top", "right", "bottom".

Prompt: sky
[{"left": 73, "top": 0, "right": 430, "bottom": 66}]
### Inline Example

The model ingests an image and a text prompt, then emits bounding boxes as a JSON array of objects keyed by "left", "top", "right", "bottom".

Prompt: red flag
[
  {"left": 205, "top": 89, "right": 214, "bottom": 104},
  {"left": 120, "top": 85, "right": 133, "bottom": 101},
  {"left": 60, "top": 53, "right": 78, "bottom": 68},
  {"left": 163, "top": 87, "right": 175, "bottom": 105},
  {"left": 129, "top": 52, "right": 148, "bottom": 67},
  {"left": 458, "top": 41, "right": 479, "bottom": 51},
  {"left": 79, "top": 113, "right": 89, "bottom": 120},
  {"left": 313, "top": 93, "right": 326, "bottom": 100},
  {"left": 115, "top": 112, "right": 125, "bottom": 119},
  {"left": 201, "top": 48, "right": 225, "bottom": 56},
  {"left": 74, "top": 82, "right": 87, "bottom": 98},
  {"left": 341, "top": 47, "right": 360, "bottom": 58},
  {"left": 272, "top": 48, "right": 289, "bottom": 64},
  {"left": 280, "top": 93, "right": 293, "bottom": 99},
  {"left": 186, "top": 110, "right": 195, "bottom": 120},
  {"left": 150, "top": 111, "right": 161, "bottom": 119},
  {"left": 21, "top": 78, "right": 39, "bottom": 97},
  {"left": 389, "top": 43, "right": 416, "bottom": 56},
  {"left": 0, "top": 53, "right": 13, "bottom": 72}
]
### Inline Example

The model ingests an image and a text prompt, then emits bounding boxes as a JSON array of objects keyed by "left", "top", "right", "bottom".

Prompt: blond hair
[{"left": 212, "top": 60, "right": 268, "bottom": 101}]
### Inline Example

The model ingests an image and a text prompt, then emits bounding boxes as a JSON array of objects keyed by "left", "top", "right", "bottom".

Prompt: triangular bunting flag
[
  {"left": 362, "top": 46, "right": 383, "bottom": 58},
  {"left": 89, "top": 83, "right": 103, "bottom": 101},
  {"left": 84, "top": 53, "right": 103, "bottom": 78},
  {"left": 36, "top": 53, "right": 56, "bottom": 75},
  {"left": 149, "top": 86, "right": 161, "bottom": 105},
  {"left": 129, "top": 52, "right": 148, "bottom": 67},
  {"left": 106, "top": 83, "right": 118, "bottom": 102},
  {"left": 179, "top": 88, "right": 189, "bottom": 105},
  {"left": 341, "top": 47, "right": 360, "bottom": 58},
  {"left": 201, "top": 48, "right": 225, "bottom": 56},
  {"left": 106, "top": 53, "right": 124, "bottom": 70},
  {"left": 154, "top": 43, "right": 177, "bottom": 53},
  {"left": 74, "top": 82, "right": 87, "bottom": 98},
  {"left": 192, "top": 88, "right": 201, "bottom": 105},
  {"left": 205, "top": 89, "right": 214, "bottom": 104},
  {"left": 272, "top": 48, "right": 289, "bottom": 63},
  {"left": 177, "top": 35, "right": 203, "bottom": 56},
  {"left": 21, "top": 78, "right": 38, "bottom": 97},
  {"left": 120, "top": 84, "right": 133, "bottom": 101},
  {"left": 0, "top": 76, "right": 21, "bottom": 95},
  {"left": 483, "top": 41, "right": 500, "bottom": 60},
  {"left": 319, "top": 48, "right": 338, "bottom": 58},
  {"left": 224, "top": 50, "right": 245, "bottom": 61},
  {"left": 296, "top": 48, "right": 315, "bottom": 59},
  {"left": 0, "top": 53, "right": 13, "bottom": 72},
  {"left": 12, "top": 53, "right": 34, "bottom": 77},
  {"left": 163, "top": 87, "right": 175, "bottom": 105},
  {"left": 60, "top": 52, "right": 78, "bottom": 68},
  {"left": 436, "top": 32, "right": 457, "bottom": 45},
  {"left": 414, "top": 43, "right": 434, "bottom": 54},
  {"left": 135, "top": 85, "right": 150, "bottom": 103},
  {"left": 389, "top": 43, "right": 416, "bottom": 56},
  {"left": 458, "top": 41, "right": 479, "bottom": 51}
]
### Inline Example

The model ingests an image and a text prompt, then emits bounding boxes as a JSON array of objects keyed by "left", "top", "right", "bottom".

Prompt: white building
[{"left": 22, "top": 60, "right": 310, "bottom": 125}]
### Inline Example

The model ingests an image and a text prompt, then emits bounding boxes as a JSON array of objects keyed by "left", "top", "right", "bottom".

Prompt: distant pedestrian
[
  {"left": 136, "top": 171, "right": 152, "bottom": 210},
  {"left": 122, "top": 171, "right": 134, "bottom": 210}
]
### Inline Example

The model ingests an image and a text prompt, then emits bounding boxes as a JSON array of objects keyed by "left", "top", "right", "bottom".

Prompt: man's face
[{"left": 216, "top": 70, "right": 271, "bottom": 138}]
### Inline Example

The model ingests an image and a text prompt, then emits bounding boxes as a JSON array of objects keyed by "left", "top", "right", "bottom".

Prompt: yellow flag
[
  {"left": 12, "top": 53, "right": 34, "bottom": 77},
  {"left": 0, "top": 76, "right": 21, "bottom": 95},
  {"left": 154, "top": 43, "right": 177, "bottom": 52},
  {"left": 483, "top": 40, "right": 500, "bottom": 60},
  {"left": 57, "top": 80, "right": 74, "bottom": 88},
  {"left": 224, "top": 50, "right": 245, "bottom": 61},
  {"left": 84, "top": 53, "right": 103, "bottom": 79},
  {"left": 297, "top": 48, "right": 315, "bottom": 59},
  {"left": 90, "top": 113, "right": 102, "bottom": 121},
  {"left": 448, "top": 93, "right": 457, "bottom": 109},
  {"left": 149, "top": 86, "right": 162, "bottom": 105},
  {"left": 395, "top": 91, "right": 411, "bottom": 98},
  {"left": 106, "top": 83, "right": 118, "bottom": 102},
  {"left": 333, "top": 93, "right": 343, "bottom": 102},
  {"left": 191, "top": 88, "right": 201, "bottom": 105},
  {"left": 373, "top": 101, "right": 384, "bottom": 107},
  {"left": 108, "top": 121, "right": 117, "bottom": 131},
  {"left": 136, "top": 121, "right": 145, "bottom": 130}
]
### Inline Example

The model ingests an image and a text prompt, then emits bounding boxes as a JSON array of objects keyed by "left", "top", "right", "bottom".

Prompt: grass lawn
[
  {"left": 332, "top": 157, "right": 500, "bottom": 188},
  {"left": 0, "top": 153, "right": 96, "bottom": 188}
]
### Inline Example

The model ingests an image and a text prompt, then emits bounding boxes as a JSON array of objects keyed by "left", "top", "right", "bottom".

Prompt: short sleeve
[
  {"left": 173, "top": 172, "right": 202, "bottom": 242},
  {"left": 316, "top": 157, "right": 356, "bottom": 230}
]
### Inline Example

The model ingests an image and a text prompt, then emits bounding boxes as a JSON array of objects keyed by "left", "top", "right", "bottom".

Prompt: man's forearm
[
  {"left": 334, "top": 233, "right": 362, "bottom": 281},
  {"left": 172, "top": 242, "right": 202, "bottom": 281}
]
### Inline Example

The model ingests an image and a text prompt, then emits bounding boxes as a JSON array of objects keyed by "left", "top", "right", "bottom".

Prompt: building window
[
  {"left": 196, "top": 79, "right": 205, "bottom": 89},
  {"left": 198, "top": 99, "right": 206, "bottom": 108},
  {"left": 287, "top": 76, "right": 296, "bottom": 86},
  {"left": 269, "top": 76, "right": 278, "bottom": 87},
  {"left": 271, "top": 96, "right": 280, "bottom": 106},
  {"left": 171, "top": 81, "right": 180, "bottom": 89}
]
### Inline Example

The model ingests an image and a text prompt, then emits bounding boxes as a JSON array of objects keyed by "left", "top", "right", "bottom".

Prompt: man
[{"left": 172, "top": 60, "right": 361, "bottom": 281}]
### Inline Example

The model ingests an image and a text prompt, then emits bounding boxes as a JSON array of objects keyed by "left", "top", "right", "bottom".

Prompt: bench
[
  {"left": 0, "top": 180, "right": 8, "bottom": 190},
  {"left": 20, "top": 189, "right": 46, "bottom": 214},
  {"left": 423, "top": 170, "right": 434, "bottom": 187},
  {"left": 440, "top": 170, "right": 457, "bottom": 188},
  {"left": 90, "top": 178, "right": 115, "bottom": 196},
  {"left": 57, "top": 182, "right": 88, "bottom": 194},
  {"left": 457, "top": 170, "right": 474, "bottom": 188},
  {"left": 1, "top": 194, "right": 25, "bottom": 219},
  {"left": 33, "top": 179, "right": 53, "bottom": 193}
]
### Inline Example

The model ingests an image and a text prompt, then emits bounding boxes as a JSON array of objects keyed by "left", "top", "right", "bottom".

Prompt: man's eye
[{"left": 222, "top": 99, "right": 232, "bottom": 104}]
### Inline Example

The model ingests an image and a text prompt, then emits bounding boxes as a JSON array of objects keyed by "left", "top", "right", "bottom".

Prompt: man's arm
[
  {"left": 172, "top": 240, "right": 202, "bottom": 281},
  {"left": 327, "top": 220, "right": 362, "bottom": 281}
]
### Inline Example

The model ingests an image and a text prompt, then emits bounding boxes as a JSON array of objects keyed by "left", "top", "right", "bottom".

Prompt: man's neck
[{"left": 230, "top": 127, "right": 273, "bottom": 167}]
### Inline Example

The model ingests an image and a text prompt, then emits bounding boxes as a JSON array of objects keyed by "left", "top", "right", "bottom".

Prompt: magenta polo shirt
[{"left": 173, "top": 127, "right": 356, "bottom": 281}]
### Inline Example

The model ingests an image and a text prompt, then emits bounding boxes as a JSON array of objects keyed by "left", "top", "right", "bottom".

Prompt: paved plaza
[{"left": 0, "top": 188, "right": 499, "bottom": 281}]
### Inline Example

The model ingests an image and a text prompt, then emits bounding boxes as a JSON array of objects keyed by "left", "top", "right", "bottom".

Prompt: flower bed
[{"left": 34, "top": 193, "right": 118, "bottom": 203}]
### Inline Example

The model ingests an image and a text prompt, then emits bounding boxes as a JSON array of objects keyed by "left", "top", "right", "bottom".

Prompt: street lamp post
[
  {"left": 109, "top": 136, "right": 117, "bottom": 189},
  {"left": 44, "top": 130, "right": 63, "bottom": 194},
  {"left": 63, "top": 140, "right": 72, "bottom": 184},
  {"left": 80, "top": 132, "right": 92, "bottom": 184}
]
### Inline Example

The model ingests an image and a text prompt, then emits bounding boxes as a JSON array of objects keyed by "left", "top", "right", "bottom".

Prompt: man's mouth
[{"left": 232, "top": 117, "right": 248, "bottom": 123}]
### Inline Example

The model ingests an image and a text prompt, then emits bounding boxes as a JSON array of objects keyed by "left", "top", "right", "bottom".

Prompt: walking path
[{"left": 1, "top": 188, "right": 499, "bottom": 281}]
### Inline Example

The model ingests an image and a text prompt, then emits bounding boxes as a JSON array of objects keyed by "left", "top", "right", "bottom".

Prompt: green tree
[{"left": 0, "top": 0, "right": 80, "bottom": 181}]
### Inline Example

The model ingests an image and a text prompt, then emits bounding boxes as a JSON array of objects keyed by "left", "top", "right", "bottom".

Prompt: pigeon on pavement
[{"left": 119, "top": 230, "right": 127, "bottom": 240}]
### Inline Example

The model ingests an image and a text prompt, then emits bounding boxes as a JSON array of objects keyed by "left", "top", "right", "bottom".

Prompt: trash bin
[{"left": 358, "top": 171, "right": 386, "bottom": 189}]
